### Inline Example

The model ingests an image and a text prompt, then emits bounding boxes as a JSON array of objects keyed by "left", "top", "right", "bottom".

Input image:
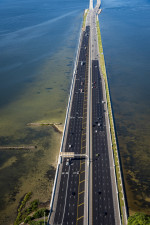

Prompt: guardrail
[
  {"left": 47, "top": 18, "right": 84, "bottom": 225},
  {"left": 104, "top": 97, "right": 122, "bottom": 225}
]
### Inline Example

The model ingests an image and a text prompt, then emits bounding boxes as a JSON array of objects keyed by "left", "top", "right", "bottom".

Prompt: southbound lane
[{"left": 92, "top": 60, "right": 115, "bottom": 225}]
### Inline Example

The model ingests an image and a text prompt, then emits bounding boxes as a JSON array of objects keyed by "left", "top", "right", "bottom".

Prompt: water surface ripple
[{"left": 0, "top": 0, "right": 88, "bottom": 224}]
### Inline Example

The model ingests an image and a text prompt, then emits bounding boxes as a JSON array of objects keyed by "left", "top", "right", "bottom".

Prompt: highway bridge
[{"left": 48, "top": 0, "right": 127, "bottom": 225}]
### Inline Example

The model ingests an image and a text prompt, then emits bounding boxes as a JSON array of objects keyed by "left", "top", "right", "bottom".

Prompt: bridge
[
  {"left": 60, "top": 152, "right": 87, "bottom": 159},
  {"left": 47, "top": 0, "right": 128, "bottom": 224}
]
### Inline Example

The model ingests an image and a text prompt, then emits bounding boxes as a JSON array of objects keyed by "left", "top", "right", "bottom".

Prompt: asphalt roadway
[
  {"left": 92, "top": 60, "right": 115, "bottom": 225},
  {"left": 52, "top": 26, "right": 90, "bottom": 225}
]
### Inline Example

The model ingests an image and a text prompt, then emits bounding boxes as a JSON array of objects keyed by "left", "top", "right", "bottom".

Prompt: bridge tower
[{"left": 89, "top": 0, "right": 93, "bottom": 9}]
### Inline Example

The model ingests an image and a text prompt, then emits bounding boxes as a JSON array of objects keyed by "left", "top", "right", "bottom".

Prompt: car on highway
[{"left": 66, "top": 159, "right": 70, "bottom": 166}]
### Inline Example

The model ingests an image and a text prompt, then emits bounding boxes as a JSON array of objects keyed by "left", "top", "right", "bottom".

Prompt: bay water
[
  {"left": 0, "top": 0, "right": 88, "bottom": 224},
  {"left": 99, "top": 0, "right": 150, "bottom": 215}
]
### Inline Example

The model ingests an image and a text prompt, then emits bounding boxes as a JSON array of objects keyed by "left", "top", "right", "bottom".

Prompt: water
[
  {"left": 0, "top": 0, "right": 88, "bottom": 224},
  {"left": 99, "top": 0, "right": 150, "bottom": 215}
]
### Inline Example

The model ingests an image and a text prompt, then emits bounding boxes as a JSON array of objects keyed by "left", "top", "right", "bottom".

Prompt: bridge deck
[{"left": 48, "top": 3, "right": 122, "bottom": 224}]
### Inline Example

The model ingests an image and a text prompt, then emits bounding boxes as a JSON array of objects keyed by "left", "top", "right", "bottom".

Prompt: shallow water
[
  {"left": 99, "top": 0, "right": 150, "bottom": 215},
  {"left": 0, "top": 0, "right": 88, "bottom": 223}
]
